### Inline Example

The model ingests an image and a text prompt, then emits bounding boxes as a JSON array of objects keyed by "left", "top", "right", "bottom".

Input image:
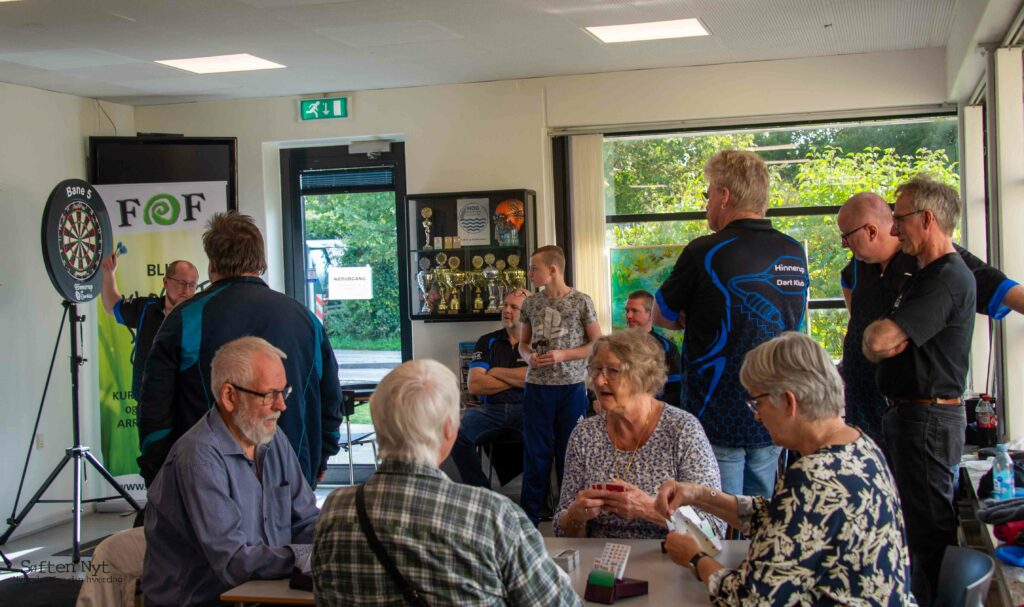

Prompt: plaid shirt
[{"left": 313, "top": 460, "right": 580, "bottom": 606}]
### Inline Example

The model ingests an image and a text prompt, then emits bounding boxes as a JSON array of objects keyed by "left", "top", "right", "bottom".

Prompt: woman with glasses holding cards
[
  {"left": 656, "top": 332, "right": 914, "bottom": 606},
  {"left": 554, "top": 329, "right": 724, "bottom": 539}
]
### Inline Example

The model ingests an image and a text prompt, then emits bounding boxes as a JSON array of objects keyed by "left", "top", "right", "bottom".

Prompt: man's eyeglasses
[
  {"left": 840, "top": 224, "right": 868, "bottom": 246},
  {"left": 166, "top": 276, "right": 197, "bottom": 290},
  {"left": 745, "top": 393, "right": 770, "bottom": 414},
  {"left": 892, "top": 209, "right": 924, "bottom": 225},
  {"left": 231, "top": 383, "right": 292, "bottom": 406},
  {"left": 588, "top": 366, "right": 623, "bottom": 382}
]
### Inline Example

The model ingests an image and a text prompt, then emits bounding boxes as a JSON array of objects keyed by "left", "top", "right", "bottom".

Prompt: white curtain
[{"left": 569, "top": 134, "right": 611, "bottom": 334}]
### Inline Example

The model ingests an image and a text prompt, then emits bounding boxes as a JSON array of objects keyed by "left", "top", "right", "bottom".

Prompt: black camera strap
[{"left": 355, "top": 484, "right": 430, "bottom": 607}]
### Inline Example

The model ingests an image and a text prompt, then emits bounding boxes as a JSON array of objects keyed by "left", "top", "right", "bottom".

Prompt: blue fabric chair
[{"left": 933, "top": 546, "right": 995, "bottom": 607}]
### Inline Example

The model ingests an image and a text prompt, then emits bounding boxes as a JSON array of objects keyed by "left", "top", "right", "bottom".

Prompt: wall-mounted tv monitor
[{"left": 88, "top": 136, "right": 238, "bottom": 209}]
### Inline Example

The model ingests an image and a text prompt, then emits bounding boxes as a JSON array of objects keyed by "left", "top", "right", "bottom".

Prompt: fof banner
[{"left": 94, "top": 181, "right": 228, "bottom": 499}]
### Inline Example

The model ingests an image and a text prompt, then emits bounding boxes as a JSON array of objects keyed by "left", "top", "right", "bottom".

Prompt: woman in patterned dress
[
  {"left": 554, "top": 329, "right": 723, "bottom": 539},
  {"left": 657, "top": 332, "right": 915, "bottom": 606}
]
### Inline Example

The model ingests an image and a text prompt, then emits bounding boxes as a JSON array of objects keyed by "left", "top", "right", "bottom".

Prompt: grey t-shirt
[{"left": 520, "top": 289, "right": 597, "bottom": 385}]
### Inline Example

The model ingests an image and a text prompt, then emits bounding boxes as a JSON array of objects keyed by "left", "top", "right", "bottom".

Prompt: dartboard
[
  {"left": 58, "top": 200, "right": 103, "bottom": 280},
  {"left": 41, "top": 179, "right": 112, "bottom": 302}
]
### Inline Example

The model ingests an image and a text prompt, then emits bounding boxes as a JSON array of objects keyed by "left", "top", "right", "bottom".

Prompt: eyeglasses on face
[
  {"left": 230, "top": 383, "right": 292, "bottom": 406},
  {"left": 840, "top": 224, "right": 868, "bottom": 246},
  {"left": 745, "top": 393, "right": 770, "bottom": 414},
  {"left": 891, "top": 209, "right": 924, "bottom": 225},
  {"left": 587, "top": 365, "right": 623, "bottom": 381},
  {"left": 166, "top": 276, "right": 198, "bottom": 290}
]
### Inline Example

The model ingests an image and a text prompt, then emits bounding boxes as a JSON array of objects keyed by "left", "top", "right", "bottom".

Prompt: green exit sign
[{"left": 299, "top": 97, "right": 349, "bottom": 121}]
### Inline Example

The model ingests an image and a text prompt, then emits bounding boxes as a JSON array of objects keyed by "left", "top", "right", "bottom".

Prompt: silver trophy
[
  {"left": 415, "top": 256, "right": 436, "bottom": 314},
  {"left": 483, "top": 253, "right": 501, "bottom": 313}
]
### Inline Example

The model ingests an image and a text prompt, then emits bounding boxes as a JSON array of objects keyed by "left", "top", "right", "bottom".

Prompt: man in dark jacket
[{"left": 137, "top": 211, "right": 342, "bottom": 487}]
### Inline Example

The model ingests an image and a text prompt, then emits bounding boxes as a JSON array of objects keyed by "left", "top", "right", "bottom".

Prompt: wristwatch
[{"left": 690, "top": 551, "right": 710, "bottom": 582}]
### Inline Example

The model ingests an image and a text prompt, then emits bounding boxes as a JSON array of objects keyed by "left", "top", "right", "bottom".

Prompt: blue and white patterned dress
[
  {"left": 707, "top": 433, "right": 916, "bottom": 606},
  {"left": 554, "top": 405, "right": 723, "bottom": 539}
]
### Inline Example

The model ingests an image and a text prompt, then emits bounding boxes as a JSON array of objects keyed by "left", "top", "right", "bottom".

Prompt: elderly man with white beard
[{"left": 142, "top": 336, "right": 319, "bottom": 607}]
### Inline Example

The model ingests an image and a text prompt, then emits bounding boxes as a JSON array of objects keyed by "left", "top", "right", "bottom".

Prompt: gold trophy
[
  {"left": 421, "top": 207, "right": 434, "bottom": 249},
  {"left": 483, "top": 253, "right": 501, "bottom": 313},
  {"left": 447, "top": 256, "right": 466, "bottom": 314},
  {"left": 502, "top": 253, "right": 527, "bottom": 290},
  {"left": 434, "top": 252, "right": 449, "bottom": 313},
  {"left": 415, "top": 256, "right": 436, "bottom": 314},
  {"left": 469, "top": 255, "right": 486, "bottom": 313}
]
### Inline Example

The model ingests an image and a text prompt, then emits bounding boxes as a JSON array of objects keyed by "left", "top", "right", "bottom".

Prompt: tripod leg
[
  {"left": 72, "top": 450, "right": 83, "bottom": 563},
  {"left": 83, "top": 451, "right": 142, "bottom": 512},
  {"left": 0, "top": 450, "right": 73, "bottom": 546}
]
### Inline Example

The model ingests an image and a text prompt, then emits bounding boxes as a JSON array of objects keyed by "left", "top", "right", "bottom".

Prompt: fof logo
[{"left": 116, "top": 192, "right": 205, "bottom": 228}]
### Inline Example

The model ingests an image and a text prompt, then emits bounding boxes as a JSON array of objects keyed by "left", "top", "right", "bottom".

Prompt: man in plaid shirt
[{"left": 313, "top": 359, "right": 580, "bottom": 606}]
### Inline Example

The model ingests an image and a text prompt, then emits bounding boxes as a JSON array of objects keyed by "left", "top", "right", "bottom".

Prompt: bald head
[{"left": 837, "top": 192, "right": 900, "bottom": 264}]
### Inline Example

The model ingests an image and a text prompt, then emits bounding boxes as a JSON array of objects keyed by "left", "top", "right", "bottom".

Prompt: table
[
  {"left": 221, "top": 537, "right": 750, "bottom": 606},
  {"left": 961, "top": 455, "right": 1024, "bottom": 605}
]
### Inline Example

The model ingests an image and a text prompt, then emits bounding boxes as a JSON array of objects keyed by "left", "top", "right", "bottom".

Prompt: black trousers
[{"left": 882, "top": 401, "right": 965, "bottom": 606}]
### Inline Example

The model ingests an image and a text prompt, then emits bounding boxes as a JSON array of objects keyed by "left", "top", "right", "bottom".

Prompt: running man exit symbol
[{"left": 299, "top": 97, "right": 349, "bottom": 121}]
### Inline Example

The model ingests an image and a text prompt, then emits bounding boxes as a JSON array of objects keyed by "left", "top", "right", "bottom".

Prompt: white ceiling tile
[
  {"left": 0, "top": 48, "right": 139, "bottom": 70},
  {"left": 316, "top": 20, "right": 463, "bottom": 47}
]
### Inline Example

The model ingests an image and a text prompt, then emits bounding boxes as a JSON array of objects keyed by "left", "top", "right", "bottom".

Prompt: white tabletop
[{"left": 221, "top": 537, "right": 751, "bottom": 606}]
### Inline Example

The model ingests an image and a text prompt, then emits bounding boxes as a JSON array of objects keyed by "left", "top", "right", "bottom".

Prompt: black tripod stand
[{"left": 0, "top": 301, "right": 141, "bottom": 564}]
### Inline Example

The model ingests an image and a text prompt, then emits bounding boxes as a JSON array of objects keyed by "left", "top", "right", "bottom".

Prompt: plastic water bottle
[
  {"left": 977, "top": 396, "right": 997, "bottom": 448},
  {"left": 994, "top": 444, "right": 1016, "bottom": 501}
]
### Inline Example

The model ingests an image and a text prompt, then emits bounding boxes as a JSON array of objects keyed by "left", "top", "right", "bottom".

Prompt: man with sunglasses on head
[
  {"left": 142, "top": 337, "right": 319, "bottom": 607},
  {"left": 861, "top": 176, "right": 977, "bottom": 606},
  {"left": 100, "top": 255, "right": 199, "bottom": 399},
  {"left": 837, "top": 191, "right": 1024, "bottom": 450},
  {"left": 138, "top": 211, "right": 343, "bottom": 490}
]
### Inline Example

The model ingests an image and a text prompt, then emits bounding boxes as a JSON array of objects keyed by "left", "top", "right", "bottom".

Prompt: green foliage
[
  {"left": 604, "top": 120, "right": 960, "bottom": 358},
  {"left": 304, "top": 192, "right": 400, "bottom": 346}
]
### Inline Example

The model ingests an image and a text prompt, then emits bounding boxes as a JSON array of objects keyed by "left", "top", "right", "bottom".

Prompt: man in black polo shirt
[
  {"left": 448, "top": 287, "right": 531, "bottom": 487},
  {"left": 838, "top": 192, "right": 1024, "bottom": 449},
  {"left": 625, "top": 289, "right": 682, "bottom": 407},
  {"left": 100, "top": 254, "right": 199, "bottom": 397},
  {"left": 654, "top": 150, "right": 808, "bottom": 499},
  {"left": 863, "top": 177, "right": 976, "bottom": 605}
]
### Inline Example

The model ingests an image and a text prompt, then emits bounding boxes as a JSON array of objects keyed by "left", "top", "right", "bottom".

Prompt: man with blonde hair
[
  {"left": 863, "top": 176, "right": 976, "bottom": 605},
  {"left": 142, "top": 337, "right": 319, "bottom": 607},
  {"left": 448, "top": 287, "right": 531, "bottom": 487},
  {"left": 138, "top": 211, "right": 342, "bottom": 488},
  {"left": 654, "top": 149, "right": 808, "bottom": 499},
  {"left": 313, "top": 359, "right": 580, "bottom": 606}
]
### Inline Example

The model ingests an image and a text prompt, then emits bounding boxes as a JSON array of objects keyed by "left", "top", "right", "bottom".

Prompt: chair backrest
[
  {"left": 933, "top": 546, "right": 995, "bottom": 607},
  {"left": 341, "top": 382, "right": 377, "bottom": 417}
]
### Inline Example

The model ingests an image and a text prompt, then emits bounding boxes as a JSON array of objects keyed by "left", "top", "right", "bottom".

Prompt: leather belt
[{"left": 886, "top": 397, "right": 962, "bottom": 407}]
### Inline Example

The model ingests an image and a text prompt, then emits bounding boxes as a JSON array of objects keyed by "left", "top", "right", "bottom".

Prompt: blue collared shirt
[{"left": 142, "top": 409, "right": 318, "bottom": 606}]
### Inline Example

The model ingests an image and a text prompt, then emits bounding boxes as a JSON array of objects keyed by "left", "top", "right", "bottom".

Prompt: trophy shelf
[{"left": 406, "top": 189, "right": 536, "bottom": 323}]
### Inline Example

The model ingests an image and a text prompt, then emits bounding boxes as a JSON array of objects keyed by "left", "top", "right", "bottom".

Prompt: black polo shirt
[
  {"left": 876, "top": 252, "right": 975, "bottom": 400},
  {"left": 841, "top": 246, "right": 1013, "bottom": 437},
  {"left": 655, "top": 218, "right": 808, "bottom": 447},
  {"left": 468, "top": 328, "right": 527, "bottom": 405},
  {"left": 114, "top": 294, "right": 166, "bottom": 397}
]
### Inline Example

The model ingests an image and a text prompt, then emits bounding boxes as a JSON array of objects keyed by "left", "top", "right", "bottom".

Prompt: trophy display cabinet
[{"left": 406, "top": 189, "right": 536, "bottom": 322}]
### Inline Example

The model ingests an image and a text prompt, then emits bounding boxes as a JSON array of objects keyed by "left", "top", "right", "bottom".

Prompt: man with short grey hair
[
  {"left": 142, "top": 336, "right": 319, "bottom": 607},
  {"left": 313, "top": 359, "right": 581, "bottom": 606},
  {"left": 863, "top": 175, "right": 976, "bottom": 605}
]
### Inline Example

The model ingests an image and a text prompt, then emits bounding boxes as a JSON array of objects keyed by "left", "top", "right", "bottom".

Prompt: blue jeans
[
  {"left": 883, "top": 402, "right": 965, "bottom": 606},
  {"left": 520, "top": 382, "right": 588, "bottom": 525},
  {"left": 448, "top": 402, "right": 523, "bottom": 488},
  {"left": 711, "top": 444, "right": 782, "bottom": 499}
]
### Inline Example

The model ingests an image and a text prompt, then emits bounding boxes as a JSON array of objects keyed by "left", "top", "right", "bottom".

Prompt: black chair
[
  {"left": 933, "top": 546, "right": 995, "bottom": 607},
  {"left": 476, "top": 426, "right": 524, "bottom": 487},
  {"left": 340, "top": 383, "right": 378, "bottom": 486}
]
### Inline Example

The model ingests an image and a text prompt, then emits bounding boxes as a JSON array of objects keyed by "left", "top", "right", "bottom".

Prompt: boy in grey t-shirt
[{"left": 518, "top": 245, "right": 601, "bottom": 525}]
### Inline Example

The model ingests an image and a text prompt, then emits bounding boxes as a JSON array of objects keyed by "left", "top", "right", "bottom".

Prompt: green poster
[{"left": 609, "top": 245, "right": 685, "bottom": 347}]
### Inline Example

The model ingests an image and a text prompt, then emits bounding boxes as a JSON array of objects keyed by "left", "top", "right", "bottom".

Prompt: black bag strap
[{"left": 356, "top": 484, "right": 430, "bottom": 607}]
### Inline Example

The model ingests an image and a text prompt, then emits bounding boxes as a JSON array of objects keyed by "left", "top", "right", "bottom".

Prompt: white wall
[
  {"left": 134, "top": 48, "right": 948, "bottom": 371},
  {"left": 0, "top": 82, "right": 133, "bottom": 538}
]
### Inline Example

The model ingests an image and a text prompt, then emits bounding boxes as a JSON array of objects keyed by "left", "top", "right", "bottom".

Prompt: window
[{"left": 604, "top": 116, "right": 960, "bottom": 358}]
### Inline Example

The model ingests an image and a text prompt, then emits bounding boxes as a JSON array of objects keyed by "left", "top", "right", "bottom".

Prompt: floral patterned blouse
[
  {"left": 554, "top": 405, "right": 724, "bottom": 539},
  {"left": 707, "top": 434, "right": 917, "bottom": 606}
]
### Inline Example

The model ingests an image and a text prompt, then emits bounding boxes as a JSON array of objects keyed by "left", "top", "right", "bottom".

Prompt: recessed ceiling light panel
[
  {"left": 585, "top": 18, "right": 709, "bottom": 44},
  {"left": 155, "top": 53, "right": 285, "bottom": 74}
]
